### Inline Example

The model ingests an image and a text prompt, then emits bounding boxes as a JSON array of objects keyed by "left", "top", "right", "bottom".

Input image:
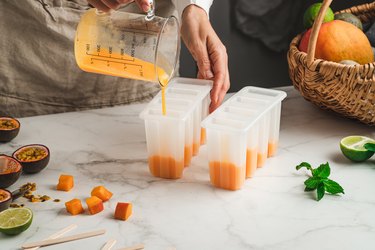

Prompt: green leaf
[
  {"left": 317, "top": 182, "right": 325, "bottom": 201},
  {"left": 364, "top": 142, "right": 375, "bottom": 152},
  {"left": 323, "top": 179, "right": 345, "bottom": 195},
  {"left": 312, "top": 162, "right": 331, "bottom": 178},
  {"left": 296, "top": 162, "right": 312, "bottom": 172},
  {"left": 304, "top": 176, "right": 322, "bottom": 190},
  {"left": 304, "top": 186, "right": 316, "bottom": 192}
]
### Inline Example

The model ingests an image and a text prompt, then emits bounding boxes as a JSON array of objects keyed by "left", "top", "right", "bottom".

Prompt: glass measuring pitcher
[{"left": 74, "top": 6, "right": 180, "bottom": 87}]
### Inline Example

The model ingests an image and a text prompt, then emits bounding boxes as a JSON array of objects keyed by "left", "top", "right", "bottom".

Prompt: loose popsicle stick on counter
[
  {"left": 22, "top": 229, "right": 106, "bottom": 249},
  {"left": 116, "top": 243, "right": 145, "bottom": 250},
  {"left": 101, "top": 239, "right": 117, "bottom": 250},
  {"left": 26, "top": 224, "right": 77, "bottom": 250}
]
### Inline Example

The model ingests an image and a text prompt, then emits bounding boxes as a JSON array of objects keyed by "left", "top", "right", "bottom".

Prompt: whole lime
[{"left": 303, "top": 3, "right": 334, "bottom": 29}]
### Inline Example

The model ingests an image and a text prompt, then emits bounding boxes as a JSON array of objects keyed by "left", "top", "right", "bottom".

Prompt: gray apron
[{"left": 0, "top": 0, "right": 177, "bottom": 117}]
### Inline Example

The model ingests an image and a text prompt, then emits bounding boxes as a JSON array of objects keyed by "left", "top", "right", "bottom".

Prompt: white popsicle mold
[
  {"left": 201, "top": 86, "right": 287, "bottom": 190},
  {"left": 140, "top": 77, "right": 212, "bottom": 179}
]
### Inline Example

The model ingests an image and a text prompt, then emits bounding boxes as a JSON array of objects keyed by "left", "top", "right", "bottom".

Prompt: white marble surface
[{"left": 1, "top": 87, "right": 375, "bottom": 250}]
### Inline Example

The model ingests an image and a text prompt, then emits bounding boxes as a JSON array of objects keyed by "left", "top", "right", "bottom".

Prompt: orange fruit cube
[
  {"left": 65, "top": 199, "right": 84, "bottom": 215},
  {"left": 114, "top": 202, "right": 132, "bottom": 221},
  {"left": 91, "top": 186, "right": 113, "bottom": 202},
  {"left": 57, "top": 175, "right": 74, "bottom": 192}
]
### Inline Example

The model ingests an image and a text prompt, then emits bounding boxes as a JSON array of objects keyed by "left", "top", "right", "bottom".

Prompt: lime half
[
  {"left": 340, "top": 136, "right": 375, "bottom": 162},
  {"left": 0, "top": 208, "right": 33, "bottom": 235}
]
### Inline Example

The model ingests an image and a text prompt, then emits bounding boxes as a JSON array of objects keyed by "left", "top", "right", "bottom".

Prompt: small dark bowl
[
  {"left": 0, "top": 117, "right": 20, "bottom": 142},
  {"left": 0, "top": 155, "right": 22, "bottom": 189},
  {"left": 0, "top": 188, "right": 29, "bottom": 212},
  {"left": 13, "top": 144, "right": 50, "bottom": 174},
  {"left": 0, "top": 189, "right": 12, "bottom": 212}
]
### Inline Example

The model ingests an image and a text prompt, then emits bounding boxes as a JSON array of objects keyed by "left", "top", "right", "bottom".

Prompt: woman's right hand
[{"left": 87, "top": 0, "right": 151, "bottom": 12}]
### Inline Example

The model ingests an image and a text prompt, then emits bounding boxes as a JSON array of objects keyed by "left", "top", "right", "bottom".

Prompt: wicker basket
[{"left": 287, "top": 0, "right": 375, "bottom": 126}]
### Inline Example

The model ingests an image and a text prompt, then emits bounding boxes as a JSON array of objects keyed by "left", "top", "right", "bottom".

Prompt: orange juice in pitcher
[{"left": 74, "top": 6, "right": 179, "bottom": 115}]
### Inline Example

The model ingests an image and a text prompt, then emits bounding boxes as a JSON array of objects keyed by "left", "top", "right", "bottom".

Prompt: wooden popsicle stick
[
  {"left": 25, "top": 224, "right": 78, "bottom": 250},
  {"left": 117, "top": 243, "right": 145, "bottom": 250},
  {"left": 22, "top": 229, "right": 106, "bottom": 249},
  {"left": 101, "top": 239, "right": 117, "bottom": 250}
]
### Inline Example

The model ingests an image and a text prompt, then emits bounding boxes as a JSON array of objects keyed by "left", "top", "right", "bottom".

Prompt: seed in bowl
[
  {"left": 16, "top": 147, "right": 47, "bottom": 162},
  {"left": 0, "top": 119, "right": 17, "bottom": 130}
]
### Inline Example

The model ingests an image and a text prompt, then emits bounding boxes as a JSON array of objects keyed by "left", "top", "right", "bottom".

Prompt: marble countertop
[{"left": 1, "top": 87, "right": 374, "bottom": 250}]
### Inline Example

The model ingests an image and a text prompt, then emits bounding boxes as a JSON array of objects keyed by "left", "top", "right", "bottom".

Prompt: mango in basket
[{"left": 299, "top": 20, "right": 374, "bottom": 64}]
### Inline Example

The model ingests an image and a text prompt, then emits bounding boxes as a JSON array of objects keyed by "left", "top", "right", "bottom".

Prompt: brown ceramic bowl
[
  {"left": 0, "top": 117, "right": 20, "bottom": 142},
  {"left": 13, "top": 144, "right": 50, "bottom": 174},
  {"left": 0, "top": 155, "right": 22, "bottom": 189}
]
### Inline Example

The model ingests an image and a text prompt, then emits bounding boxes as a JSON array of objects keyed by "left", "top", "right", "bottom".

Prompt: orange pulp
[{"left": 209, "top": 161, "right": 246, "bottom": 190}]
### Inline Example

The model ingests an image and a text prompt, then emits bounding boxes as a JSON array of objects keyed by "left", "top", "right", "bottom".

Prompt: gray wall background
[{"left": 179, "top": 0, "right": 371, "bottom": 92}]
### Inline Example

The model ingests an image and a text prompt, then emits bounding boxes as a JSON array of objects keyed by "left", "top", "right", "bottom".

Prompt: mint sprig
[
  {"left": 296, "top": 162, "right": 344, "bottom": 201},
  {"left": 364, "top": 142, "right": 375, "bottom": 152}
]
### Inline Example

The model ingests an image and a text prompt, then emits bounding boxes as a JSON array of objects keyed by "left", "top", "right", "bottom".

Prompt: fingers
[
  {"left": 208, "top": 40, "right": 229, "bottom": 112},
  {"left": 134, "top": 0, "right": 151, "bottom": 12},
  {"left": 87, "top": 0, "right": 149, "bottom": 12},
  {"left": 87, "top": 0, "right": 111, "bottom": 11}
]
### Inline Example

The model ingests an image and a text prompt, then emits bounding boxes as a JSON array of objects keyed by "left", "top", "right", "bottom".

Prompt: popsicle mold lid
[
  {"left": 140, "top": 77, "right": 213, "bottom": 120},
  {"left": 201, "top": 86, "right": 287, "bottom": 131}
]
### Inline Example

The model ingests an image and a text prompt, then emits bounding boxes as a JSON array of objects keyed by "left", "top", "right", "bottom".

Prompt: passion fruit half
[
  {"left": 0, "top": 189, "right": 12, "bottom": 212},
  {"left": 0, "top": 117, "right": 20, "bottom": 142},
  {"left": 13, "top": 144, "right": 50, "bottom": 174},
  {"left": 0, "top": 155, "right": 22, "bottom": 189}
]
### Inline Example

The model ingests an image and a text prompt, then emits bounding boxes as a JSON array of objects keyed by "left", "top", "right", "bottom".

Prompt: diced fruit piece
[
  {"left": 91, "top": 186, "right": 113, "bottom": 202},
  {"left": 86, "top": 196, "right": 104, "bottom": 215},
  {"left": 65, "top": 199, "right": 84, "bottom": 215},
  {"left": 114, "top": 202, "right": 132, "bottom": 221},
  {"left": 56, "top": 175, "right": 74, "bottom": 192},
  {"left": 0, "top": 208, "right": 33, "bottom": 235}
]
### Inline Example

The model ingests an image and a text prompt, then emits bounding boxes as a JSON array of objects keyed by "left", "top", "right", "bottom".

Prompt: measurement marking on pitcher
[
  {"left": 90, "top": 57, "right": 144, "bottom": 75},
  {"left": 86, "top": 44, "right": 136, "bottom": 62}
]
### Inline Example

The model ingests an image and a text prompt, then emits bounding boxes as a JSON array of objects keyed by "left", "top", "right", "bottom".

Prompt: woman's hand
[
  {"left": 181, "top": 5, "right": 230, "bottom": 112},
  {"left": 87, "top": 0, "right": 151, "bottom": 12}
]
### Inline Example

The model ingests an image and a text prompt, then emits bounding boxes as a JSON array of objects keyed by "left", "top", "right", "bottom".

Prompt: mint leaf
[
  {"left": 323, "top": 179, "right": 345, "bottom": 195},
  {"left": 317, "top": 182, "right": 325, "bottom": 201},
  {"left": 364, "top": 142, "right": 375, "bottom": 152},
  {"left": 304, "top": 176, "right": 322, "bottom": 190},
  {"left": 312, "top": 162, "right": 330, "bottom": 178},
  {"left": 296, "top": 162, "right": 313, "bottom": 172},
  {"left": 304, "top": 186, "right": 316, "bottom": 191},
  {"left": 297, "top": 161, "right": 344, "bottom": 201}
]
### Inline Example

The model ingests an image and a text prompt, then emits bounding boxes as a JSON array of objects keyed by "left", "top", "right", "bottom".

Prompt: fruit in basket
[
  {"left": 303, "top": 3, "right": 334, "bottom": 29},
  {"left": 334, "top": 13, "right": 363, "bottom": 30},
  {"left": 299, "top": 20, "right": 374, "bottom": 64},
  {"left": 366, "top": 22, "right": 375, "bottom": 46},
  {"left": 339, "top": 60, "right": 359, "bottom": 66}
]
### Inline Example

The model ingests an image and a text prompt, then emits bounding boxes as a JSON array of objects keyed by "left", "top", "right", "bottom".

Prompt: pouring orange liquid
[{"left": 74, "top": 9, "right": 170, "bottom": 115}]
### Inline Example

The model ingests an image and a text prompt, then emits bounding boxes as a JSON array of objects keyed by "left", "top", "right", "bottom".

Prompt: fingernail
[
  {"left": 142, "top": 3, "right": 150, "bottom": 12},
  {"left": 205, "top": 70, "right": 214, "bottom": 79}
]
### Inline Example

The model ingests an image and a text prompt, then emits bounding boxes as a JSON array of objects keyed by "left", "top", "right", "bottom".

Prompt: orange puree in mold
[
  {"left": 209, "top": 161, "right": 246, "bottom": 190},
  {"left": 148, "top": 155, "right": 184, "bottom": 179}
]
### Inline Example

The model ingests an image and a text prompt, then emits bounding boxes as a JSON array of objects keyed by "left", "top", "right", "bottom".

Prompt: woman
[{"left": 0, "top": 0, "right": 229, "bottom": 117}]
